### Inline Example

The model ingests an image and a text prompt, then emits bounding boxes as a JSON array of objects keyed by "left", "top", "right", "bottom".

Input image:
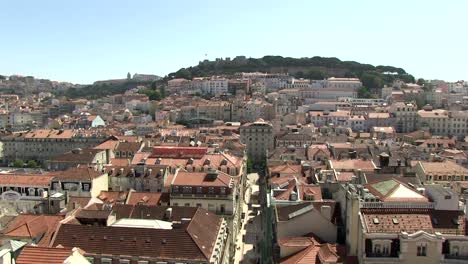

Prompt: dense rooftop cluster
[{"left": 0, "top": 69, "right": 467, "bottom": 263}]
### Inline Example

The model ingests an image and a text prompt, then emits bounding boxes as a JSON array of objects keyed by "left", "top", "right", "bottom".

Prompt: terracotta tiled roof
[
  {"left": 127, "top": 192, "right": 162, "bottom": 206},
  {"left": 115, "top": 141, "right": 142, "bottom": 152},
  {"left": 419, "top": 160, "right": 468, "bottom": 175},
  {"left": 269, "top": 164, "right": 302, "bottom": 175},
  {"left": 0, "top": 174, "right": 54, "bottom": 187},
  {"left": 151, "top": 146, "right": 208, "bottom": 158},
  {"left": 131, "top": 152, "right": 151, "bottom": 164},
  {"left": 335, "top": 172, "right": 354, "bottom": 182},
  {"left": 48, "top": 148, "right": 102, "bottom": 163},
  {"left": 93, "top": 139, "right": 119, "bottom": 150},
  {"left": 23, "top": 129, "right": 74, "bottom": 139},
  {"left": 361, "top": 208, "right": 466, "bottom": 235},
  {"left": 48, "top": 167, "right": 104, "bottom": 181},
  {"left": 16, "top": 246, "right": 76, "bottom": 264},
  {"left": 98, "top": 191, "right": 128, "bottom": 204},
  {"left": 75, "top": 209, "right": 112, "bottom": 220},
  {"left": 52, "top": 207, "right": 221, "bottom": 262},
  {"left": 67, "top": 196, "right": 92, "bottom": 211},
  {"left": 273, "top": 177, "right": 322, "bottom": 201},
  {"left": 317, "top": 243, "right": 339, "bottom": 263},
  {"left": 329, "top": 159, "right": 376, "bottom": 172},
  {"left": 280, "top": 244, "right": 320, "bottom": 264},
  {"left": 278, "top": 236, "right": 318, "bottom": 248},
  {"left": 3, "top": 214, "right": 64, "bottom": 246},
  {"left": 173, "top": 171, "right": 231, "bottom": 187}
]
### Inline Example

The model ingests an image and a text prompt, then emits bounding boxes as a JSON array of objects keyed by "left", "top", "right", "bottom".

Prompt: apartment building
[
  {"left": 240, "top": 119, "right": 275, "bottom": 163},
  {"left": 51, "top": 206, "right": 229, "bottom": 264},
  {"left": 417, "top": 107, "right": 468, "bottom": 139},
  {"left": 414, "top": 160, "right": 468, "bottom": 184},
  {"left": 309, "top": 110, "right": 351, "bottom": 127},
  {"left": 388, "top": 102, "right": 418, "bottom": 133},
  {"left": 1, "top": 129, "right": 108, "bottom": 163},
  {"left": 170, "top": 169, "right": 236, "bottom": 215},
  {"left": 325, "top": 77, "right": 362, "bottom": 89},
  {"left": 204, "top": 78, "right": 229, "bottom": 95}
]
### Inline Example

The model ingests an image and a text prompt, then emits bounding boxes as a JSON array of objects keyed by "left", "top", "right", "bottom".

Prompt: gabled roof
[
  {"left": 365, "top": 179, "right": 429, "bottom": 202},
  {"left": 280, "top": 244, "right": 320, "bottom": 264},
  {"left": 3, "top": 214, "right": 65, "bottom": 246},
  {"left": 269, "top": 164, "right": 302, "bottom": 175}
]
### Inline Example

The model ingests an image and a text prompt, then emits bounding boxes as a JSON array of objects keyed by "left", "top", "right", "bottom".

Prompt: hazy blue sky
[{"left": 1, "top": 0, "right": 466, "bottom": 84}]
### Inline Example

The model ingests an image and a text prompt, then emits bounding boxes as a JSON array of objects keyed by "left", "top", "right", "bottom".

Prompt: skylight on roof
[
  {"left": 392, "top": 218, "right": 399, "bottom": 225},
  {"left": 373, "top": 217, "right": 379, "bottom": 224}
]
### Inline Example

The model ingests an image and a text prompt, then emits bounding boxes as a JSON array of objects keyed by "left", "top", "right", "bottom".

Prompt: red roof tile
[
  {"left": 150, "top": 146, "right": 208, "bottom": 158},
  {"left": 127, "top": 191, "right": 162, "bottom": 206},
  {"left": 0, "top": 174, "right": 54, "bottom": 187},
  {"left": 173, "top": 171, "right": 231, "bottom": 187},
  {"left": 4, "top": 214, "right": 64, "bottom": 246},
  {"left": 16, "top": 246, "right": 76, "bottom": 264}
]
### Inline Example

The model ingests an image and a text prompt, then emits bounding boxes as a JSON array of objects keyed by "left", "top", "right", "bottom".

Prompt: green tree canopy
[
  {"left": 12, "top": 160, "right": 24, "bottom": 167},
  {"left": 361, "top": 73, "right": 383, "bottom": 88},
  {"left": 417, "top": 78, "right": 426, "bottom": 86},
  {"left": 357, "top": 86, "right": 372, "bottom": 98}
]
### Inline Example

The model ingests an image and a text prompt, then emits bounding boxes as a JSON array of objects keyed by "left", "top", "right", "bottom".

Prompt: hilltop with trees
[{"left": 169, "top": 55, "right": 415, "bottom": 87}]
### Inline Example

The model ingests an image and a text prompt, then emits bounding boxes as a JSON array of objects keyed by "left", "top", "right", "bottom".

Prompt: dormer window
[{"left": 417, "top": 244, "right": 427, "bottom": 256}]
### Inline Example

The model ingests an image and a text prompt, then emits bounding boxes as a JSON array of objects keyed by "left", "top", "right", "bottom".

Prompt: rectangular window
[{"left": 417, "top": 244, "right": 427, "bottom": 256}]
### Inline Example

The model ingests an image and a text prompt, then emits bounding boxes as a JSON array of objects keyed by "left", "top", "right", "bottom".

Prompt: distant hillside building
[{"left": 132, "top": 73, "right": 161, "bottom": 82}]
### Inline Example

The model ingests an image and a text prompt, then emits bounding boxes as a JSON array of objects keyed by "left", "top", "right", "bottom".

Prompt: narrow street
[{"left": 233, "top": 173, "right": 261, "bottom": 264}]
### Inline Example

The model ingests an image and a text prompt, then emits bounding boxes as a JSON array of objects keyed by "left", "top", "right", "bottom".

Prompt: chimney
[
  {"left": 321, "top": 205, "right": 332, "bottom": 221},
  {"left": 165, "top": 208, "right": 173, "bottom": 220},
  {"left": 379, "top": 153, "right": 390, "bottom": 168},
  {"left": 289, "top": 190, "right": 298, "bottom": 201}
]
